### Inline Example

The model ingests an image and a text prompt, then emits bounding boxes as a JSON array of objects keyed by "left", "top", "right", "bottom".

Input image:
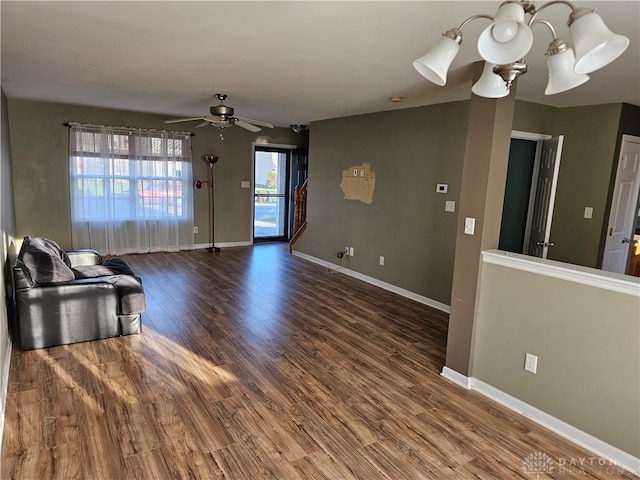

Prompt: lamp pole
[{"left": 194, "top": 155, "right": 220, "bottom": 254}]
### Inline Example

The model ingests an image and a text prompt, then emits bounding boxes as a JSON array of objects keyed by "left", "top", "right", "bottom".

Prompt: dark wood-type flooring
[{"left": 2, "top": 244, "right": 637, "bottom": 479}]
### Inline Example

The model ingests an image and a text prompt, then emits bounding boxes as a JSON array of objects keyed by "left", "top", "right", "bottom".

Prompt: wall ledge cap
[{"left": 482, "top": 250, "right": 640, "bottom": 297}]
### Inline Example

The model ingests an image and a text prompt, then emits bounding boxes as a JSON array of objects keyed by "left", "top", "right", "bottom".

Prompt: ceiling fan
[{"left": 164, "top": 94, "right": 273, "bottom": 139}]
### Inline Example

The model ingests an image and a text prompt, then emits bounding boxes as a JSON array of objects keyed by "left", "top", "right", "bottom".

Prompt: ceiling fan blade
[
  {"left": 235, "top": 116, "right": 274, "bottom": 129},
  {"left": 164, "top": 117, "right": 207, "bottom": 124},
  {"left": 195, "top": 122, "right": 211, "bottom": 128},
  {"left": 234, "top": 120, "right": 262, "bottom": 133}
]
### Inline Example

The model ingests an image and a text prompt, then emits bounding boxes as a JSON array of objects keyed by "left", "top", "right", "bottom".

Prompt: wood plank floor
[{"left": 2, "top": 244, "right": 637, "bottom": 479}]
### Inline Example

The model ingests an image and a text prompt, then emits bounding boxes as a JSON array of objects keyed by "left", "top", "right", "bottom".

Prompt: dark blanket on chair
[
  {"left": 73, "top": 257, "right": 142, "bottom": 283},
  {"left": 73, "top": 258, "right": 145, "bottom": 314}
]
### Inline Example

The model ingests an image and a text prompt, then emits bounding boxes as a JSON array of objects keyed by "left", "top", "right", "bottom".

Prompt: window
[
  {"left": 69, "top": 123, "right": 194, "bottom": 254},
  {"left": 70, "top": 127, "right": 190, "bottom": 221}
]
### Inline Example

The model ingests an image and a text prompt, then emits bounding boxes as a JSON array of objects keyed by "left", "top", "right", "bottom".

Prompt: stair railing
[{"left": 289, "top": 179, "right": 308, "bottom": 253}]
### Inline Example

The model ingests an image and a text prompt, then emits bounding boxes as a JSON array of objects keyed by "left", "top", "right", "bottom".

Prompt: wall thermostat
[{"left": 436, "top": 183, "right": 448, "bottom": 193}]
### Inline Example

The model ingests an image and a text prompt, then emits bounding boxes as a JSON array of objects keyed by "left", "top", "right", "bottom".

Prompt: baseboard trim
[
  {"left": 440, "top": 366, "right": 471, "bottom": 389},
  {"left": 194, "top": 241, "right": 253, "bottom": 250},
  {"left": 0, "top": 336, "right": 12, "bottom": 452},
  {"left": 440, "top": 367, "right": 640, "bottom": 476},
  {"left": 215, "top": 241, "right": 253, "bottom": 248},
  {"left": 292, "top": 251, "right": 450, "bottom": 313}
]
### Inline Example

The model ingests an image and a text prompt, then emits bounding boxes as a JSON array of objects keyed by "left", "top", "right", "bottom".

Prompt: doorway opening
[
  {"left": 498, "top": 139, "right": 537, "bottom": 253},
  {"left": 254, "top": 147, "right": 291, "bottom": 242},
  {"left": 499, "top": 131, "right": 563, "bottom": 259}
]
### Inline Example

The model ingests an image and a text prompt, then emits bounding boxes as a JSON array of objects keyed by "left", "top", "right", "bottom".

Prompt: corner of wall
[{"left": 1, "top": 87, "right": 18, "bottom": 448}]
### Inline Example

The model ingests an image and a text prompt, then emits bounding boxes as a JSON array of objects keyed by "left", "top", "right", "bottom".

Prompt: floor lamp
[{"left": 194, "top": 155, "right": 220, "bottom": 253}]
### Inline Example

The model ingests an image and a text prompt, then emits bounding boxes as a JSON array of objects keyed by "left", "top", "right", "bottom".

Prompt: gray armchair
[{"left": 13, "top": 237, "right": 144, "bottom": 350}]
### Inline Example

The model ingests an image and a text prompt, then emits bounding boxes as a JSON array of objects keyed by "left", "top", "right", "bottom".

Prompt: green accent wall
[
  {"left": 297, "top": 102, "right": 469, "bottom": 306},
  {"left": 512, "top": 101, "right": 640, "bottom": 269},
  {"left": 549, "top": 104, "right": 623, "bottom": 267},
  {"left": 513, "top": 100, "right": 557, "bottom": 134},
  {"left": 6, "top": 98, "right": 305, "bottom": 249}
]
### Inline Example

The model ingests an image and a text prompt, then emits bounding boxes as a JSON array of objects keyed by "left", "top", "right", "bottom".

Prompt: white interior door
[
  {"left": 602, "top": 135, "right": 640, "bottom": 273},
  {"left": 527, "top": 136, "right": 564, "bottom": 258}
]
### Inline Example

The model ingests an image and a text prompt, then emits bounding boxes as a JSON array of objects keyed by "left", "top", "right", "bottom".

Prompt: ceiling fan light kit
[
  {"left": 165, "top": 94, "right": 273, "bottom": 140},
  {"left": 413, "top": 0, "right": 629, "bottom": 98}
]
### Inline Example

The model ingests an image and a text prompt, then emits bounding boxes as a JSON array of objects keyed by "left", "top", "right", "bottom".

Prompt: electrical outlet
[
  {"left": 379, "top": 256, "right": 385, "bottom": 265},
  {"left": 349, "top": 247, "right": 354, "bottom": 257},
  {"left": 524, "top": 353, "right": 538, "bottom": 374},
  {"left": 345, "top": 246, "right": 350, "bottom": 255},
  {"left": 193, "top": 226, "right": 199, "bottom": 234}
]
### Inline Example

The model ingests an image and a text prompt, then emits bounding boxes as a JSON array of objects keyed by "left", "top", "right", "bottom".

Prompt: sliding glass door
[{"left": 254, "top": 148, "right": 290, "bottom": 241}]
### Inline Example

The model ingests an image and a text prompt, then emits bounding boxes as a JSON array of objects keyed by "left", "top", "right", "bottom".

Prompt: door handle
[
  {"left": 622, "top": 237, "right": 632, "bottom": 244},
  {"left": 536, "top": 241, "right": 555, "bottom": 247}
]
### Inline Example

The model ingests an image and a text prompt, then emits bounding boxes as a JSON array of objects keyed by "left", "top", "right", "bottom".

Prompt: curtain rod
[{"left": 63, "top": 121, "right": 195, "bottom": 137}]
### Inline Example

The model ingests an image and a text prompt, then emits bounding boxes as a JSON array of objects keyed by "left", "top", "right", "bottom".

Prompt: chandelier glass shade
[
  {"left": 413, "top": 29, "right": 462, "bottom": 86},
  {"left": 412, "top": 0, "right": 629, "bottom": 98},
  {"left": 471, "top": 62, "right": 511, "bottom": 98},
  {"left": 477, "top": 2, "right": 533, "bottom": 65}
]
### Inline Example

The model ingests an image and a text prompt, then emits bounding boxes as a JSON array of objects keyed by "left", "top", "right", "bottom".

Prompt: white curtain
[{"left": 69, "top": 123, "right": 194, "bottom": 255}]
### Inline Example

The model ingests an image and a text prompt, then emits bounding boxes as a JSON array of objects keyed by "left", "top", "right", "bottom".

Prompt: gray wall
[
  {"left": 1, "top": 88, "right": 17, "bottom": 444},
  {"left": 7, "top": 98, "right": 306, "bottom": 249},
  {"left": 297, "top": 102, "right": 469, "bottom": 306},
  {"left": 472, "top": 258, "right": 640, "bottom": 457}
]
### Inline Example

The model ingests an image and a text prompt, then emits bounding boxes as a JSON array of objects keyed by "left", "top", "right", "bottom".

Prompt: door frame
[
  {"left": 601, "top": 134, "right": 640, "bottom": 273},
  {"left": 250, "top": 142, "right": 297, "bottom": 243}
]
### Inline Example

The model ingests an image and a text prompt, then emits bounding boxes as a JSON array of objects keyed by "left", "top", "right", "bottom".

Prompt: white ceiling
[{"left": 1, "top": 1, "right": 638, "bottom": 128}]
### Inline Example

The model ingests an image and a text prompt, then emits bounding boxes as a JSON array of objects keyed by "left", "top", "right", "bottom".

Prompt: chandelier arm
[
  {"left": 458, "top": 13, "right": 494, "bottom": 30},
  {"left": 531, "top": 19, "right": 558, "bottom": 40},
  {"left": 527, "top": 0, "right": 578, "bottom": 26}
]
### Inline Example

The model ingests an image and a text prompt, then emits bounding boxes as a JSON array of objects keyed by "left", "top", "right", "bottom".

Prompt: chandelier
[{"left": 412, "top": 0, "right": 630, "bottom": 98}]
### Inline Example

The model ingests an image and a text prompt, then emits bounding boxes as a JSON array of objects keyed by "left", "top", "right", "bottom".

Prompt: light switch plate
[
  {"left": 436, "top": 183, "right": 448, "bottom": 194},
  {"left": 241, "top": 181, "right": 250, "bottom": 188},
  {"left": 584, "top": 206, "right": 593, "bottom": 219},
  {"left": 445, "top": 200, "right": 456, "bottom": 212},
  {"left": 464, "top": 217, "right": 475, "bottom": 235}
]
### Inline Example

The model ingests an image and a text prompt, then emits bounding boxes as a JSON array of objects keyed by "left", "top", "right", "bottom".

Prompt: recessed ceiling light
[{"left": 388, "top": 96, "right": 403, "bottom": 102}]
